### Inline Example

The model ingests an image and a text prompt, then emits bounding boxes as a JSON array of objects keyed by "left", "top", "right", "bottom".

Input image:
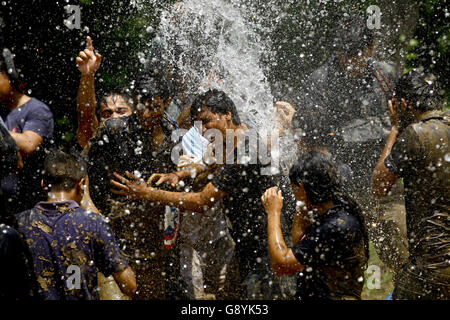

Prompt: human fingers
[
  {"left": 124, "top": 171, "right": 140, "bottom": 182},
  {"left": 84, "top": 48, "right": 95, "bottom": 60},
  {"left": 95, "top": 53, "right": 102, "bottom": 64},
  {"left": 78, "top": 51, "right": 88, "bottom": 61},
  {"left": 76, "top": 56, "right": 84, "bottom": 66},
  {"left": 87, "top": 36, "right": 93, "bottom": 51},
  {"left": 110, "top": 179, "right": 129, "bottom": 191}
]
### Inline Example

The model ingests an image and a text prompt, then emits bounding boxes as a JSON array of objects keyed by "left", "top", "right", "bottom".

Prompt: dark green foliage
[{"left": 404, "top": 0, "right": 449, "bottom": 109}]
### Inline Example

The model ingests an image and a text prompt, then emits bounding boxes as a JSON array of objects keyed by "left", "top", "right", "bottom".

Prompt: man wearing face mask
[
  {"left": 292, "top": 14, "right": 407, "bottom": 272},
  {"left": 87, "top": 70, "right": 181, "bottom": 300}
]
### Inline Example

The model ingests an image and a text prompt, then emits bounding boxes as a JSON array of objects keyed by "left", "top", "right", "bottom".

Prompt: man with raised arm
[{"left": 111, "top": 89, "right": 283, "bottom": 299}]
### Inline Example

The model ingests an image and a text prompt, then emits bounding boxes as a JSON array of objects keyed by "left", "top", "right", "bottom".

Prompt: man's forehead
[{"left": 197, "top": 107, "right": 220, "bottom": 119}]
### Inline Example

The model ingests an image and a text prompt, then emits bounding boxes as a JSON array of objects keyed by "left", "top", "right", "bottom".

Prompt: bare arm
[
  {"left": 371, "top": 99, "right": 402, "bottom": 198},
  {"left": 112, "top": 172, "right": 226, "bottom": 213},
  {"left": 371, "top": 127, "right": 400, "bottom": 197},
  {"left": 9, "top": 130, "right": 43, "bottom": 156},
  {"left": 291, "top": 208, "right": 312, "bottom": 247},
  {"left": 262, "top": 187, "right": 304, "bottom": 276},
  {"left": 76, "top": 36, "right": 101, "bottom": 148},
  {"left": 112, "top": 266, "right": 136, "bottom": 297}
]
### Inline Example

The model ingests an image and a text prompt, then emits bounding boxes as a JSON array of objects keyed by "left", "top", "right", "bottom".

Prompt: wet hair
[
  {"left": 332, "top": 14, "right": 374, "bottom": 56},
  {"left": 133, "top": 70, "right": 172, "bottom": 105},
  {"left": 0, "top": 48, "right": 23, "bottom": 92},
  {"left": 190, "top": 89, "right": 241, "bottom": 126},
  {"left": 96, "top": 87, "right": 134, "bottom": 119},
  {"left": 42, "top": 149, "right": 87, "bottom": 192},
  {"left": 289, "top": 151, "right": 369, "bottom": 262},
  {"left": 394, "top": 68, "right": 443, "bottom": 112}
]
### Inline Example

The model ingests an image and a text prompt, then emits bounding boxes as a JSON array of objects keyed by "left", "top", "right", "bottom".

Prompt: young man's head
[
  {"left": 132, "top": 73, "right": 173, "bottom": 130},
  {"left": 190, "top": 89, "right": 241, "bottom": 136},
  {"left": 394, "top": 68, "right": 443, "bottom": 125},
  {"left": 41, "top": 149, "right": 87, "bottom": 203},
  {"left": 0, "top": 48, "right": 21, "bottom": 103},
  {"left": 333, "top": 15, "right": 375, "bottom": 76},
  {"left": 96, "top": 88, "right": 133, "bottom": 122}
]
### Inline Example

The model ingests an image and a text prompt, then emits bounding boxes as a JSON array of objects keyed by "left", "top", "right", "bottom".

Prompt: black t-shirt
[
  {"left": 211, "top": 136, "right": 279, "bottom": 279},
  {"left": 0, "top": 225, "right": 37, "bottom": 300},
  {"left": 293, "top": 205, "right": 366, "bottom": 300}
]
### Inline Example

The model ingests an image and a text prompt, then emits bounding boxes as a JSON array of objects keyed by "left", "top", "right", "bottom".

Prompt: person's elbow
[
  {"left": 113, "top": 266, "right": 137, "bottom": 297},
  {"left": 12, "top": 131, "right": 43, "bottom": 156},
  {"left": 271, "top": 262, "right": 292, "bottom": 276},
  {"left": 269, "top": 251, "right": 303, "bottom": 276},
  {"left": 19, "top": 140, "right": 40, "bottom": 156}
]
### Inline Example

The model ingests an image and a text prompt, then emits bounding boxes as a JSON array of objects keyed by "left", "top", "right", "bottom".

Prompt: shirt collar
[{"left": 34, "top": 200, "right": 80, "bottom": 213}]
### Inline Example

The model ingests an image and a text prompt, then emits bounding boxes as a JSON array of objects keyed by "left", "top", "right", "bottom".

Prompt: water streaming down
[{"left": 157, "top": 0, "right": 274, "bottom": 129}]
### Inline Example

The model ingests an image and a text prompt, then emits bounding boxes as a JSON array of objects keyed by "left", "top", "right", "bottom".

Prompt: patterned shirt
[{"left": 16, "top": 200, "right": 128, "bottom": 300}]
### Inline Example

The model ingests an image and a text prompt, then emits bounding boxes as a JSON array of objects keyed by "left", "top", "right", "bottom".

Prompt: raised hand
[
  {"left": 76, "top": 36, "right": 102, "bottom": 76},
  {"left": 261, "top": 186, "right": 284, "bottom": 215},
  {"left": 387, "top": 98, "right": 400, "bottom": 130},
  {"left": 275, "top": 101, "right": 296, "bottom": 128}
]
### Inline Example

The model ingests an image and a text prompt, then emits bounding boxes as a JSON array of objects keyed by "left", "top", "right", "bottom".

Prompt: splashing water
[{"left": 152, "top": 0, "right": 276, "bottom": 133}]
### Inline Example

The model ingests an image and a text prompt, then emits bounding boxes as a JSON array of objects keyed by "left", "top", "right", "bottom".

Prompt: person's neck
[
  {"left": 47, "top": 190, "right": 79, "bottom": 203},
  {"left": 311, "top": 200, "right": 334, "bottom": 216},
  {"left": 5, "top": 90, "right": 31, "bottom": 111}
]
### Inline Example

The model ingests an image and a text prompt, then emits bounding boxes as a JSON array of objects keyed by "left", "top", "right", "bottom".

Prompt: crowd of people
[{"left": 0, "top": 14, "right": 448, "bottom": 301}]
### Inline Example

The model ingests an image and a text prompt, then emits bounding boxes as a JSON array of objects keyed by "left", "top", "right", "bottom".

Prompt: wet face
[
  {"left": 196, "top": 107, "right": 231, "bottom": 136},
  {"left": 0, "top": 71, "right": 13, "bottom": 102},
  {"left": 291, "top": 182, "right": 309, "bottom": 208},
  {"left": 135, "top": 95, "right": 167, "bottom": 130},
  {"left": 98, "top": 94, "right": 132, "bottom": 122}
]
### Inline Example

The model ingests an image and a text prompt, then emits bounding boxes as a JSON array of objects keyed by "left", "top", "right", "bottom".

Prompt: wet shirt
[
  {"left": 87, "top": 114, "right": 178, "bottom": 259},
  {"left": 211, "top": 136, "right": 279, "bottom": 279},
  {"left": 293, "top": 55, "right": 397, "bottom": 190},
  {"left": 385, "top": 111, "right": 450, "bottom": 273},
  {"left": 15, "top": 201, "right": 128, "bottom": 300},
  {"left": 1, "top": 98, "right": 54, "bottom": 212},
  {"left": 0, "top": 224, "right": 37, "bottom": 300},
  {"left": 293, "top": 205, "right": 366, "bottom": 300}
]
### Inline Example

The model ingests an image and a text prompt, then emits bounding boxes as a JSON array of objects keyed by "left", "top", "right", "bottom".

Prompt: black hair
[
  {"left": 332, "top": 14, "right": 374, "bottom": 56},
  {"left": 394, "top": 68, "right": 443, "bottom": 112},
  {"left": 96, "top": 87, "right": 134, "bottom": 119},
  {"left": 42, "top": 149, "right": 87, "bottom": 192},
  {"left": 190, "top": 89, "right": 241, "bottom": 126},
  {"left": 133, "top": 70, "right": 172, "bottom": 105},
  {"left": 0, "top": 48, "right": 23, "bottom": 92},
  {"left": 289, "top": 151, "right": 369, "bottom": 262}
]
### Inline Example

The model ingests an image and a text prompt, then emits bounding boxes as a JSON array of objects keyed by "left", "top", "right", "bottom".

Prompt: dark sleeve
[
  {"left": 292, "top": 214, "right": 357, "bottom": 269},
  {"left": 22, "top": 101, "right": 54, "bottom": 139},
  {"left": 92, "top": 216, "right": 128, "bottom": 277},
  {"left": 0, "top": 226, "right": 37, "bottom": 300},
  {"left": 384, "top": 126, "right": 420, "bottom": 177}
]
